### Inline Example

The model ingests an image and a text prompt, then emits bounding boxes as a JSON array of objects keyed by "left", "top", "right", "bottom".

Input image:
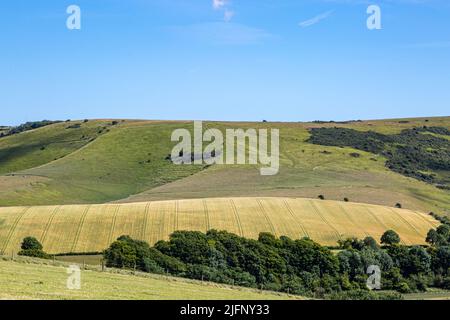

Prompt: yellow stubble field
[{"left": 0, "top": 197, "right": 439, "bottom": 255}]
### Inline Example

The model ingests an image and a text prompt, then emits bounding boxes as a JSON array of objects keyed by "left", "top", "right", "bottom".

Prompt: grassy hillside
[
  {"left": 0, "top": 117, "right": 448, "bottom": 216},
  {"left": 0, "top": 256, "right": 301, "bottom": 300},
  {"left": 0, "top": 197, "right": 438, "bottom": 255},
  {"left": 0, "top": 120, "right": 114, "bottom": 175},
  {"left": 0, "top": 120, "right": 205, "bottom": 205},
  {"left": 120, "top": 118, "right": 450, "bottom": 216}
]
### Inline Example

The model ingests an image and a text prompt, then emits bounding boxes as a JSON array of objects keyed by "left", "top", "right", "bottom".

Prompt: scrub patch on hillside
[{"left": 308, "top": 126, "right": 450, "bottom": 189}]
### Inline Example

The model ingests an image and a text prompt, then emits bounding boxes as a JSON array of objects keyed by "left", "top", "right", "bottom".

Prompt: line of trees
[
  {"left": 102, "top": 222, "right": 450, "bottom": 299},
  {"left": 17, "top": 216, "right": 450, "bottom": 299},
  {"left": 0, "top": 120, "right": 60, "bottom": 138}
]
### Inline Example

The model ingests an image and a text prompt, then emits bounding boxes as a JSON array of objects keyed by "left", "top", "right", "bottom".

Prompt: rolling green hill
[
  {"left": 0, "top": 120, "right": 112, "bottom": 175},
  {"left": 0, "top": 120, "right": 205, "bottom": 205},
  {"left": 0, "top": 117, "right": 449, "bottom": 216}
]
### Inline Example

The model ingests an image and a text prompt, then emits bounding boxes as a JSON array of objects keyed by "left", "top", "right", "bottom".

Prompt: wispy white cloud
[
  {"left": 213, "top": 0, "right": 228, "bottom": 10},
  {"left": 224, "top": 10, "right": 235, "bottom": 22},
  {"left": 212, "top": 0, "right": 234, "bottom": 22},
  {"left": 299, "top": 10, "right": 334, "bottom": 28}
]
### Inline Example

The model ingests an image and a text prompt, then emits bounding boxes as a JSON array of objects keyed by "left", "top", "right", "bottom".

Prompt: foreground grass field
[
  {"left": 0, "top": 257, "right": 301, "bottom": 300},
  {"left": 403, "top": 290, "right": 450, "bottom": 300},
  {"left": 0, "top": 197, "right": 439, "bottom": 255},
  {"left": 0, "top": 118, "right": 449, "bottom": 217},
  {"left": 2, "top": 257, "right": 449, "bottom": 300}
]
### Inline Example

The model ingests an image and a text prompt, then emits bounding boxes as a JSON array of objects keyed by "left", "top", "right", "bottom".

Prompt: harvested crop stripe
[{"left": 0, "top": 197, "right": 439, "bottom": 254}]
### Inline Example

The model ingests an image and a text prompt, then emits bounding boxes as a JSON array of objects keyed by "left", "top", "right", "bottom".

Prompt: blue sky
[{"left": 1, "top": 0, "right": 449, "bottom": 125}]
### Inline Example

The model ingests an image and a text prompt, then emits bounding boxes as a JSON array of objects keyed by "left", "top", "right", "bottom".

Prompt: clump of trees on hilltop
[
  {"left": 103, "top": 218, "right": 450, "bottom": 299},
  {"left": 0, "top": 120, "right": 61, "bottom": 138}
]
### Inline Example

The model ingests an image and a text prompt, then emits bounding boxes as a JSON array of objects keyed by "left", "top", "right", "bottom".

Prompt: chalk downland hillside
[
  {"left": 0, "top": 120, "right": 114, "bottom": 175},
  {"left": 0, "top": 120, "right": 205, "bottom": 206},
  {"left": 0, "top": 257, "right": 302, "bottom": 300},
  {"left": 0, "top": 117, "right": 448, "bottom": 216},
  {"left": 0, "top": 197, "right": 439, "bottom": 255}
]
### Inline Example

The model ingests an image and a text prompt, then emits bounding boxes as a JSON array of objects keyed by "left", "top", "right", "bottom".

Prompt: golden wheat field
[{"left": 0, "top": 197, "right": 439, "bottom": 254}]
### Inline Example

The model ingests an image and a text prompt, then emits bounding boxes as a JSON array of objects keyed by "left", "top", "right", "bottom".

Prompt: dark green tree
[
  {"left": 21, "top": 236, "right": 43, "bottom": 250},
  {"left": 363, "top": 236, "right": 379, "bottom": 250},
  {"left": 381, "top": 230, "right": 401, "bottom": 246},
  {"left": 404, "top": 246, "right": 431, "bottom": 275},
  {"left": 18, "top": 237, "right": 50, "bottom": 259},
  {"left": 426, "top": 229, "right": 441, "bottom": 246}
]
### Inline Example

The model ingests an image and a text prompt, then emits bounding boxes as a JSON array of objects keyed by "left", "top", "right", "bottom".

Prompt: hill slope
[
  {"left": 0, "top": 117, "right": 449, "bottom": 216},
  {"left": 0, "top": 257, "right": 300, "bottom": 300},
  {"left": 0, "top": 120, "right": 114, "bottom": 175},
  {"left": 0, "top": 120, "right": 205, "bottom": 205},
  {"left": 0, "top": 197, "right": 438, "bottom": 255}
]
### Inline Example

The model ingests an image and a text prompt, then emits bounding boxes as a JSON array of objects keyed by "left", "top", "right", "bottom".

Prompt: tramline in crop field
[{"left": 0, "top": 197, "right": 439, "bottom": 255}]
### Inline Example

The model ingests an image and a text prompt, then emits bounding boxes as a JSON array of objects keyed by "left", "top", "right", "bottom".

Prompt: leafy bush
[
  {"left": 104, "top": 235, "right": 186, "bottom": 275},
  {"left": 381, "top": 230, "right": 401, "bottom": 246},
  {"left": 21, "top": 236, "right": 43, "bottom": 250},
  {"left": 18, "top": 237, "right": 50, "bottom": 259},
  {"left": 396, "top": 282, "right": 411, "bottom": 294}
]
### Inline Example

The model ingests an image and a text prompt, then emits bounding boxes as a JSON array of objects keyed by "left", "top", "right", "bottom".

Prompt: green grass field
[
  {"left": 55, "top": 254, "right": 103, "bottom": 265},
  {"left": 403, "top": 289, "right": 450, "bottom": 300},
  {"left": 0, "top": 256, "right": 302, "bottom": 300},
  {"left": 0, "top": 117, "right": 448, "bottom": 216}
]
